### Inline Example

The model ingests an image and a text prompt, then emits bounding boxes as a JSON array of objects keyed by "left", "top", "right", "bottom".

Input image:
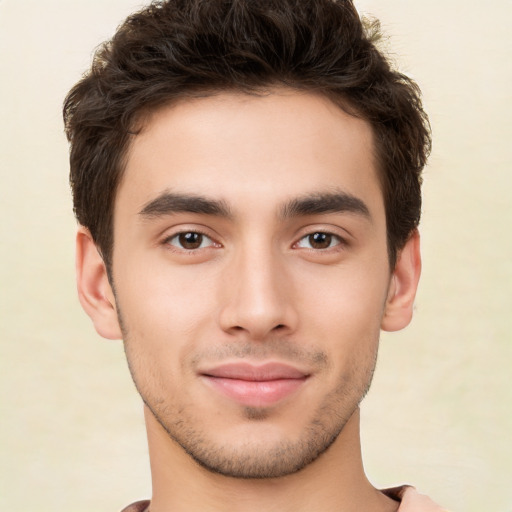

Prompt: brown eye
[
  {"left": 308, "top": 232, "right": 333, "bottom": 249},
  {"left": 167, "top": 231, "right": 214, "bottom": 250},
  {"left": 179, "top": 232, "right": 203, "bottom": 249},
  {"left": 296, "top": 232, "right": 341, "bottom": 250}
]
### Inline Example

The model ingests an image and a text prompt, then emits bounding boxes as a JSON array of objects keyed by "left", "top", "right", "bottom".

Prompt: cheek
[
  {"left": 296, "top": 260, "right": 390, "bottom": 338},
  {"left": 293, "top": 264, "right": 389, "bottom": 385},
  {"left": 114, "top": 260, "right": 219, "bottom": 360},
  {"left": 116, "top": 266, "right": 217, "bottom": 405}
]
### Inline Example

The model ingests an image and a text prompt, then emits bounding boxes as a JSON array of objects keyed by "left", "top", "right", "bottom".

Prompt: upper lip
[{"left": 200, "top": 362, "right": 309, "bottom": 381}]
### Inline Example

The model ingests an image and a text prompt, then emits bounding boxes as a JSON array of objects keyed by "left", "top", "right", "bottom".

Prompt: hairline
[{"left": 103, "top": 86, "right": 395, "bottom": 278}]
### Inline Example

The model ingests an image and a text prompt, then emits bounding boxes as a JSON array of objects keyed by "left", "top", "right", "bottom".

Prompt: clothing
[
  {"left": 121, "top": 501, "right": 149, "bottom": 512},
  {"left": 383, "top": 486, "right": 448, "bottom": 511},
  {"left": 121, "top": 485, "right": 446, "bottom": 511}
]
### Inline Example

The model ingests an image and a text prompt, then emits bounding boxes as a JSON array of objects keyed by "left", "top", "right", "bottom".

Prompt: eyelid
[
  {"left": 294, "top": 232, "right": 345, "bottom": 250},
  {"left": 292, "top": 225, "right": 351, "bottom": 248},
  {"left": 161, "top": 226, "right": 222, "bottom": 251}
]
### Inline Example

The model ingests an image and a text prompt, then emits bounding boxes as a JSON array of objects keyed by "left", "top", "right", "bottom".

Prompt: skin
[{"left": 76, "top": 90, "right": 421, "bottom": 512}]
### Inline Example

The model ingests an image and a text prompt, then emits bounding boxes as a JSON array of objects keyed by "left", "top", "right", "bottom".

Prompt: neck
[{"left": 144, "top": 406, "right": 398, "bottom": 512}]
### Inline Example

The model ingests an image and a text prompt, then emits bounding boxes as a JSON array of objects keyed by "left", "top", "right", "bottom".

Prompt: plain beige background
[{"left": 1, "top": 1, "right": 511, "bottom": 511}]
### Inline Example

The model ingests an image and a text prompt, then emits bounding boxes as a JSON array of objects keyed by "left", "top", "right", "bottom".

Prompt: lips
[{"left": 200, "top": 362, "right": 309, "bottom": 408}]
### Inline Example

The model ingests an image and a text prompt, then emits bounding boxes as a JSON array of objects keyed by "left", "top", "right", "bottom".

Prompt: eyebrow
[
  {"left": 139, "top": 192, "right": 232, "bottom": 219},
  {"left": 138, "top": 190, "right": 370, "bottom": 222},
  {"left": 280, "top": 191, "right": 371, "bottom": 220}
]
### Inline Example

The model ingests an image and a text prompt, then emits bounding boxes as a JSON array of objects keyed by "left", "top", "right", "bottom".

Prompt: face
[{"left": 109, "top": 90, "right": 396, "bottom": 478}]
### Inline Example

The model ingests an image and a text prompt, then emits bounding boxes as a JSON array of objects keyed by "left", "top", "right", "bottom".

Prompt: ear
[
  {"left": 75, "top": 227, "right": 122, "bottom": 340},
  {"left": 381, "top": 230, "right": 422, "bottom": 332}
]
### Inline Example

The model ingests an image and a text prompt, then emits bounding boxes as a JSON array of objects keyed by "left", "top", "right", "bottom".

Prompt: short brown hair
[{"left": 64, "top": 0, "right": 431, "bottom": 271}]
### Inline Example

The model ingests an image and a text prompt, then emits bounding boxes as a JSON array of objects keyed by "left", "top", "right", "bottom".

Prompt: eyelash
[
  {"left": 294, "top": 231, "right": 346, "bottom": 251},
  {"left": 162, "top": 229, "right": 346, "bottom": 253},
  {"left": 163, "top": 230, "right": 220, "bottom": 252}
]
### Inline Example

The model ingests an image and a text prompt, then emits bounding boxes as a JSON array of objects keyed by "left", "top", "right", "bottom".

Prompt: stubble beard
[
  {"left": 116, "top": 296, "right": 378, "bottom": 479},
  {"left": 145, "top": 375, "right": 374, "bottom": 479},
  {"left": 123, "top": 342, "right": 378, "bottom": 480}
]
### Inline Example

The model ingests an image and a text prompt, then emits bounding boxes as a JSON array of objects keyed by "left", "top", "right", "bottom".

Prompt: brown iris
[
  {"left": 308, "top": 232, "right": 333, "bottom": 249},
  {"left": 178, "top": 232, "right": 203, "bottom": 249}
]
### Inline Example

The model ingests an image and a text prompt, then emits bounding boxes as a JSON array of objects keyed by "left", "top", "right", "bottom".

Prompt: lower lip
[{"left": 202, "top": 376, "right": 307, "bottom": 408}]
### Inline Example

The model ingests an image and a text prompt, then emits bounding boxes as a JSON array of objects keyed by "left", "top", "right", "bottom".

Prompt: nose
[{"left": 218, "top": 245, "right": 298, "bottom": 340}]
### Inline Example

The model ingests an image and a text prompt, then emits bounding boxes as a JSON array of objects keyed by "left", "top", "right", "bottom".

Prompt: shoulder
[
  {"left": 382, "top": 485, "right": 450, "bottom": 512},
  {"left": 120, "top": 500, "right": 150, "bottom": 512},
  {"left": 119, "top": 490, "right": 450, "bottom": 512}
]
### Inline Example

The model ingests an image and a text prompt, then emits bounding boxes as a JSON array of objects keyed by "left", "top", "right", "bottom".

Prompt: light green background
[{"left": 1, "top": 1, "right": 511, "bottom": 511}]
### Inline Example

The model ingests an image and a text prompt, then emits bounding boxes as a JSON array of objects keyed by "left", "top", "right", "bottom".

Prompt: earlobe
[
  {"left": 76, "top": 227, "right": 122, "bottom": 340},
  {"left": 381, "top": 230, "right": 422, "bottom": 332}
]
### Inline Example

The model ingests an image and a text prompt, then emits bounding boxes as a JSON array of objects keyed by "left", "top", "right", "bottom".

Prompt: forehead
[{"left": 117, "top": 90, "right": 382, "bottom": 220}]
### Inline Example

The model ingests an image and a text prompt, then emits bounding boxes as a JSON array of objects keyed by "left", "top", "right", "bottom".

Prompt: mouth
[{"left": 199, "top": 362, "right": 310, "bottom": 408}]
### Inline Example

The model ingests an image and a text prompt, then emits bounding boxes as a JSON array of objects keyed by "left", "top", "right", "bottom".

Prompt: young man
[{"left": 64, "top": 0, "right": 443, "bottom": 510}]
